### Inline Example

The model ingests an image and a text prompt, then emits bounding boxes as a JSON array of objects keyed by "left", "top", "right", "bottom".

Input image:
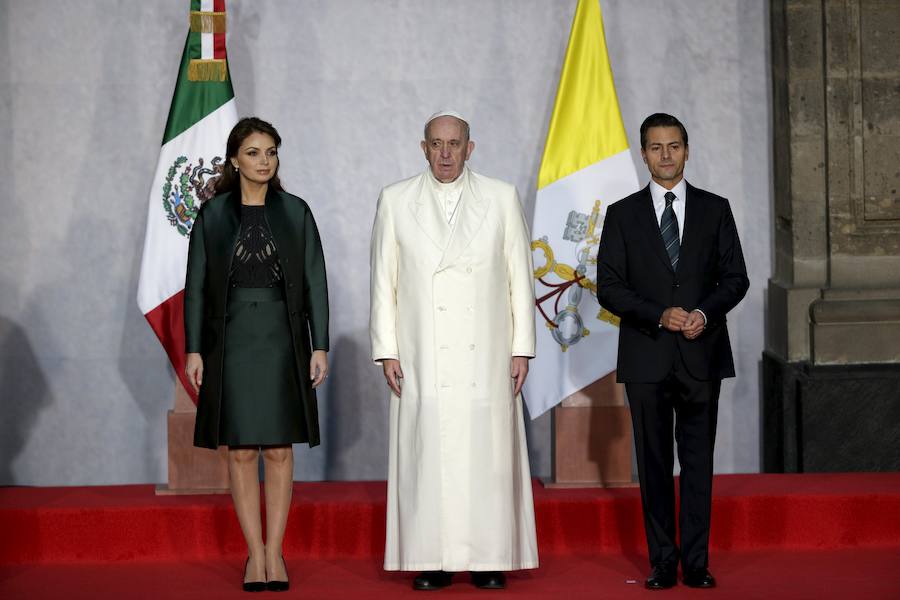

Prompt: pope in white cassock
[{"left": 369, "top": 111, "right": 539, "bottom": 591}]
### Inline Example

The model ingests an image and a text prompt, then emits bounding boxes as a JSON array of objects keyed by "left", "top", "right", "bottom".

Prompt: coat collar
[
  {"left": 408, "top": 168, "right": 490, "bottom": 271},
  {"left": 222, "top": 186, "right": 286, "bottom": 248},
  {"left": 437, "top": 170, "right": 488, "bottom": 272},
  {"left": 409, "top": 172, "right": 452, "bottom": 250}
]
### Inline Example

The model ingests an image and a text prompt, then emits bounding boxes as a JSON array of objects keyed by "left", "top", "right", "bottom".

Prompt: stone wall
[{"left": 764, "top": 0, "right": 900, "bottom": 471}]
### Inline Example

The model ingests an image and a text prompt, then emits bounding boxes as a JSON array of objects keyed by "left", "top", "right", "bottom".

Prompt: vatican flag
[{"left": 524, "top": 0, "right": 639, "bottom": 419}]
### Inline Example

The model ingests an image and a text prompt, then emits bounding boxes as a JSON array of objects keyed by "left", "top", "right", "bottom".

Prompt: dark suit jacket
[
  {"left": 184, "top": 188, "right": 329, "bottom": 448},
  {"left": 596, "top": 183, "right": 748, "bottom": 383}
]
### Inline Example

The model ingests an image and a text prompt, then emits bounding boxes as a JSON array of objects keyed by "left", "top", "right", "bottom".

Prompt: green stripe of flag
[{"left": 161, "top": 32, "right": 234, "bottom": 145}]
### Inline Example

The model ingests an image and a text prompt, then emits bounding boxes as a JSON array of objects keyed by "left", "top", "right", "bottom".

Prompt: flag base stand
[
  {"left": 155, "top": 379, "right": 230, "bottom": 496},
  {"left": 544, "top": 371, "right": 637, "bottom": 488}
]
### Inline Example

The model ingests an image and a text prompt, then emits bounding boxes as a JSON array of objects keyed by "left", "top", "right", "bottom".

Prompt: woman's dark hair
[
  {"left": 639, "top": 113, "right": 688, "bottom": 149},
  {"left": 215, "top": 117, "right": 285, "bottom": 194}
]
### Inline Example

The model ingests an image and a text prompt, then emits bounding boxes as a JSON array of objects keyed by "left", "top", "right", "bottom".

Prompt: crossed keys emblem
[{"left": 532, "top": 200, "right": 620, "bottom": 352}]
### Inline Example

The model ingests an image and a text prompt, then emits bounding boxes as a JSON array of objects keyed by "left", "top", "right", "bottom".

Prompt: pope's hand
[
  {"left": 511, "top": 356, "right": 529, "bottom": 396},
  {"left": 382, "top": 359, "right": 403, "bottom": 397}
]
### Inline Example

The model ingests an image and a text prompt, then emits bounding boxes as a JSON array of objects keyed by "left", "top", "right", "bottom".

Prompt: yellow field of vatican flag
[{"left": 524, "top": 0, "right": 639, "bottom": 419}]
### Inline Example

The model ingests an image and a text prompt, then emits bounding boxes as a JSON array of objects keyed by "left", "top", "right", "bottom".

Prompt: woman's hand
[
  {"left": 310, "top": 350, "right": 328, "bottom": 389},
  {"left": 185, "top": 352, "right": 204, "bottom": 394}
]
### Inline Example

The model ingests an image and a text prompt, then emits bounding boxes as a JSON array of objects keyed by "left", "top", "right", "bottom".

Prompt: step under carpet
[{"left": 2, "top": 473, "right": 899, "bottom": 564}]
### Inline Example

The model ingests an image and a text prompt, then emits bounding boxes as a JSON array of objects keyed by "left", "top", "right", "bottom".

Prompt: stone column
[{"left": 764, "top": 0, "right": 900, "bottom": 472}]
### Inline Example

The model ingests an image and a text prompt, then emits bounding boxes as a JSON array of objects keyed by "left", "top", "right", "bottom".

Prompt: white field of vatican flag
[{"left": 524, "top": 0, "right": 639, "bottom": 419}]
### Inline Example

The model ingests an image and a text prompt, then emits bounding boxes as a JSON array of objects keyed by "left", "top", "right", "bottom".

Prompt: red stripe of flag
[
  {"left": 144, "top": 290, "right": 198, "bottom": 404},
  {"left": 214, "top": 0, "right": 226, "bottom": 59}
]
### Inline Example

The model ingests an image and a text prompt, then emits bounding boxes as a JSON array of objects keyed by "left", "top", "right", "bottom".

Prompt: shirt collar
[{"left": 649, "top": 178, "right": 687, "bottom": 210}]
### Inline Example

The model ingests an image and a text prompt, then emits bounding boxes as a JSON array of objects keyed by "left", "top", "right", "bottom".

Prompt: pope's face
[
  {"left": 640, "top": 126, "right": 688, "bottom": 188},
  {"left": 421, "top": 116, "right": 474, "bottom": 183},
  {"left": 231, "top": 131, "right": 279, "bottom": 186}
]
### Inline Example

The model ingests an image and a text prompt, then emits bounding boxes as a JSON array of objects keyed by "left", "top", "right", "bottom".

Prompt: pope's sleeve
[
  {"left": 303, "top": 206, "right": 330, "bottom": 352},
  {"left": 504, "top": 189, "right": 536, "bottom": 358},
  {"left": 369, "top": 191, "right": 400, "bottom": 363},
  {"left": 184, "top": 205, "right": 207, "bottom": 353}
]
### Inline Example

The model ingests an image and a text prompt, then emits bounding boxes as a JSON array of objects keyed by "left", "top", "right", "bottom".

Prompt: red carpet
[
  {"left": 2, "top": 551, "right": 900, "bottom": 600},
  {"left": 2, "top": 474, "right": 899, "bottom": 598}
]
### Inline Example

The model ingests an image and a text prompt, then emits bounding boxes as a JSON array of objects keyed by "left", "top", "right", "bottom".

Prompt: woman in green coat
[{"left": 184, "top": 117, "right": 329, "bottom": 592}]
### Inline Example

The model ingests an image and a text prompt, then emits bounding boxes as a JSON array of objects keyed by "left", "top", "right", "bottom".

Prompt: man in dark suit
[{"left": 596, "top": 113, "right": 749, "bottom": 590}]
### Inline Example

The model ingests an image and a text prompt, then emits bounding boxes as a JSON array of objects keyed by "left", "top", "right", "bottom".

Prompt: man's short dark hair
[{"left": 640, "top": 113, "right": 688, "bottom": 149}]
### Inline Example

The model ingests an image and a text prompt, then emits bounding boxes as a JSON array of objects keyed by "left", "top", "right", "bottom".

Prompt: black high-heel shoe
[
  {"left": 266, "top": 556, "right": 290, "bottom": 592},
  {"left": 242, "top": 557, "right": 267, "bottom": 593}
]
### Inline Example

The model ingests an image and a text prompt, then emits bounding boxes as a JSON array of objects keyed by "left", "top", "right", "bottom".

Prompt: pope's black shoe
[
  {"left": 413, "top": 570, "right": 453, "bottom": 591},
  {"left": 683, "top": 567, "right": 716, "bottom": 588},
  {"left": 645, "top": 563, "right": 677, "bottom": 590},
  {"left": 471, "top": 571, "right": 506, "bottom": 589}
]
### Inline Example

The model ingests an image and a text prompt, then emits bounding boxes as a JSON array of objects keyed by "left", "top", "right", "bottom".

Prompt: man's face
[
  {"left": 421, "top": 116, "right": 474, "bottom": 183},
  {"left": 641, "top": 126, "right": 688, "bottom": 188}
]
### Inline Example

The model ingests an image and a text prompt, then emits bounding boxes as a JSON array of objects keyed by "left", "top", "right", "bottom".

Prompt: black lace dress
[{"left": 218, "top": 204, "right": 308, "bottom": 446}]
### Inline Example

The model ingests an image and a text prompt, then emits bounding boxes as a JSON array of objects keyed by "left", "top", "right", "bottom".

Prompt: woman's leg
[
  {"left": 262, "top": 445, "right": 294, "bottom": 581},
  {"left": 228, "top": 447, "right": 266, "bottom": 582}
]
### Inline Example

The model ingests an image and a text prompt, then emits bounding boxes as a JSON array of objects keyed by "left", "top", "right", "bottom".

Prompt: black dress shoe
[
  {"left": 471, "top": 571, "right": 506, "bottom": 589},
  {"left": 242, "top": 557, "right": 266, "bottom": 593},
  {"left": 413, "top": 571, "right": 453, "bottom": 591},
  {"left": 266, "top": 556, "right": 290, "bottom": 591},
  {"left": 683, "top": 567, "right": 716, "bottom": 588},
  {"left": 645, "top": 564, "right": 677, "bottom": 590}
]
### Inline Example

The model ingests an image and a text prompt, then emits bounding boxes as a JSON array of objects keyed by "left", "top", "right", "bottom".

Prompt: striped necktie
[{"left": 660, "top": 191, "right": 680, "bottom": 270}]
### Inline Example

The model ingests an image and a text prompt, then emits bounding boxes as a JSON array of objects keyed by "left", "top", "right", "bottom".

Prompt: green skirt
[{"left": 219, "top": 287, "right": 308, "bottom": 446}]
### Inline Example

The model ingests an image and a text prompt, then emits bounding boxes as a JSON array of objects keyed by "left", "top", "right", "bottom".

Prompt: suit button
[
  {"left": 288, "top": 283, "right": 295, "bottom": 289},
  {"left": 466, "top": 267, "right": 472, "bottom": 274},
  {"left": 673, "top": 283, "right": 680, "bottom": 289},
  {"left": 437, "top": 306, "right": 447, "bottom": 312},
  {"left": 469, "top": 344, "right": 475, "bottom": 350}
]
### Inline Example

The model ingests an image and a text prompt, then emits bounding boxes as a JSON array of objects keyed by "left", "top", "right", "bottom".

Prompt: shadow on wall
[
  {"left": 320, "top": 334, "right": 389, "bottom": 480},
  {"left": 0, "top": 314, "right": 52, "bottom": 485}
]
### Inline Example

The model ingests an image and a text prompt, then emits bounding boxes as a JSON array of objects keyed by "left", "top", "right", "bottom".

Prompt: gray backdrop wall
[{"left": 0, "top": 0, "right": 771, "bottom": 485}]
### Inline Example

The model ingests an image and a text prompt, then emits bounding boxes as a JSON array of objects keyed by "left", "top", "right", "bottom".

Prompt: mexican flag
[
  {"left": 524, "top": 0, "right": 639, "bottom": 418},
  {"left": 137, "top": 0, "right": 237, "bottom": 402}
]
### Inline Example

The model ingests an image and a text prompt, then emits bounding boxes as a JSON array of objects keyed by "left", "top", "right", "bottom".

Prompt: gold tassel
[
  {"left": 188, "top": 59, "right": 228, "bottom": 82},
  {"left": 190, "top": 11, "right": 226, "bottom": 34}
]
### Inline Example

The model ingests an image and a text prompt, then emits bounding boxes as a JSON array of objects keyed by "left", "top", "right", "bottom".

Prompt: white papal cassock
[{"left": 370, "top": 167, "right": 539, "bottom": 572}]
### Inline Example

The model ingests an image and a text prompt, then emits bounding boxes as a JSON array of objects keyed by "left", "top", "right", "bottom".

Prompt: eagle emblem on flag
[{"left": 161, "top": 155, "right": 225, "bottom": 236}]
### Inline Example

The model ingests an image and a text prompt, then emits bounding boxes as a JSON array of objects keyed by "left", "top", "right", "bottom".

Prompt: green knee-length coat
[{"left": 184, "top": 188, "right": 329, "bottom": 449}]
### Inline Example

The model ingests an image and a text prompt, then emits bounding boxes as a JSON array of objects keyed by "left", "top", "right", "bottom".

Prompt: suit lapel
[
  {"left": 636, "top": 186, "right": 675, "bottom": 273},
  {"left": 408, "top": 173, "right": 452, "bottom": 251},
  {"left": 437, "top": 170, "right": 488, "bottom": 272},
  {"left": 677, "top": 183, "right": 704, "bottom": 274}
]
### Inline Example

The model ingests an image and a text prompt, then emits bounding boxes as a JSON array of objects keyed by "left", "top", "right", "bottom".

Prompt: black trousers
[{"left": 625, "top": 354, "right": 720, "bottom": 570}]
